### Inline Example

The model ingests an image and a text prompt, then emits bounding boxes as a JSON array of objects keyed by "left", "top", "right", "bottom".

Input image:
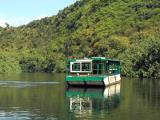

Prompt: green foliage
[
  {"left": 0, "top": 0, "right": 160, "bottom": 78},
  {"left": 0, "top": 50, "right": 21, "bottom": 73},
  {"left": 119, "top": 36, "right": 160, "bottom": 78},
  {"left": 19, "top": 49, "right": 58, "bottom": 73}
]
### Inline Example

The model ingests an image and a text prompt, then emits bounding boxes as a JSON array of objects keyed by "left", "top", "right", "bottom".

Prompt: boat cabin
[
  {"left": 66, "top": 57, "right": 121, "bottom": 86},
  {"left": 66, "top": 57, "right": 120, "bottom": 76}
]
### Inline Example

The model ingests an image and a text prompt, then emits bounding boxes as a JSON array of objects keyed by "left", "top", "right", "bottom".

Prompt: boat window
[
  {"left": 82, "top": 62, "right": 91, "bottom": 71},
  {"left": 72, "top": 63, "right": 80, "bottom": 71},
  {"left": 109, "top": 64, "right": 117, "bottom": 70},
  {"left": 107, "top": 61, "right": 120, "bottom": 74},
  {"left": 92, "top": 61, "right": 104, "bottom": 75}
]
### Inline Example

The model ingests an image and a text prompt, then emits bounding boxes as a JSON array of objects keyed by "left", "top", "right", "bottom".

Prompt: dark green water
[{"left": 0, "top": 73, "right": 159, "bottom": 120}]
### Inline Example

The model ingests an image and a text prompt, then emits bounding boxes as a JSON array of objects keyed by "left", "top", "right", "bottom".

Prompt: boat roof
[
  {"left": 68, "top": 57, "right": 120, "bottom": 62},
  {"left": 91, "top": 57, "right": 111, "bottom": 60}
]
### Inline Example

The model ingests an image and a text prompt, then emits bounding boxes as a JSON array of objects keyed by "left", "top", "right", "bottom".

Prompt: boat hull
[{"left": 66, "top": 74, "right": 121, "bottom": 87}]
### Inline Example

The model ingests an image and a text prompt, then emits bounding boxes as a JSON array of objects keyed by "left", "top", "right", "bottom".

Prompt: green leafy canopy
[{"left": 0, "top": 0, "right": 160, "bottom": 78}]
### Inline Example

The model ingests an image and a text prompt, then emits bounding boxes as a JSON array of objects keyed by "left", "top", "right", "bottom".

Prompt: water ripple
[{"left": 0, "top": 81, "right": 60, "bottom": 88}]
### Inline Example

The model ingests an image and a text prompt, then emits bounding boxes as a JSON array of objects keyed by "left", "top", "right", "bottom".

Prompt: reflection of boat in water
[
  {"left": 104, "top": 83, "right": 120, "bottom": 98},
  {"left": 66, "top": 83, "right": 121, "bottom": 116}
]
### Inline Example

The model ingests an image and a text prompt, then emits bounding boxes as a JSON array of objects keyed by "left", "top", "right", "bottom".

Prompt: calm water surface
[{"left": 0, "top": 73, "right": 159, "bottom": 120}]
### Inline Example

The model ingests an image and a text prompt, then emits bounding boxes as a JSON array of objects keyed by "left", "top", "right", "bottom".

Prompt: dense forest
[{"left": 0, "top": 0, "right": 160, "bottom": 78}]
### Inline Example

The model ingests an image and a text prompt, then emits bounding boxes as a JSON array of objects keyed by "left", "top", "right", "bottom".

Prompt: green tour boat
[{"left": 66, "top": 57, "right": 121, "bottom": 86}]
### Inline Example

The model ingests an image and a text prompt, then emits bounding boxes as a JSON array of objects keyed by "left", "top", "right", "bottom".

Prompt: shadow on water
[
  {"left": 133, "top": 78, "right": 160, "bottom": 107},
  {"left": 65, "top": 83, "right": 121, "bottom": 119}
]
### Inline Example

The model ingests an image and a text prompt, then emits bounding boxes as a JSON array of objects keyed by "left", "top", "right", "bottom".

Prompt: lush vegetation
[
  {"left": 0, "top": 0, "right": 160, "bottom": 78},
  {"left": 119, "top": 35, "right": 160, "bottom": 78}
]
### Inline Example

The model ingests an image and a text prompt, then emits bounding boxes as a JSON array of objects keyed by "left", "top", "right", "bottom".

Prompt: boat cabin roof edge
[{"left": 67, "top": 57, "right": 120, "bottom": 62}]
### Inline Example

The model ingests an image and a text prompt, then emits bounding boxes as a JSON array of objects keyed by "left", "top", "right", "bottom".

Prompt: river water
[{"left": 0, "top": 73, "right": 159, "bottom": 120}]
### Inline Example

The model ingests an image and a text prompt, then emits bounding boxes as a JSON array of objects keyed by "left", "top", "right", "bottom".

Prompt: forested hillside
[{"left": 0, "top": 0, "right": 160, "bottom": 78}]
